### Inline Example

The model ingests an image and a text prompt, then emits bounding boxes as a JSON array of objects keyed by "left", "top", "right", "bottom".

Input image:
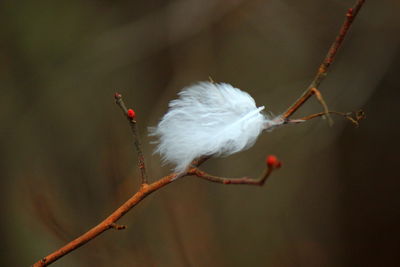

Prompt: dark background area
[{"left": 1, "top": 0, "right": 399, "bottom": 266}]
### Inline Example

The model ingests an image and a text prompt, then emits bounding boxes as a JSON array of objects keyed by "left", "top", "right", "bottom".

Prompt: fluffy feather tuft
[{"left": 149, "top": 82, "right": 280, "bottom": 174}]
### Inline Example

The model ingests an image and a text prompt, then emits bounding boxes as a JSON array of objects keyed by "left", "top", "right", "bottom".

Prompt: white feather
[{"left": 149, "top": 82, "right": 281, "bottom": 174}]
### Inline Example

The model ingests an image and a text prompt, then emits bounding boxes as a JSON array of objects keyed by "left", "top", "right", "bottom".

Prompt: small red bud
[
  {"left": 275, "top": 161, "right": 282, "bottom": 169},
  {"left": 127, "top": 109, "right": 136, "bottom": 119},
  {"left": 266, "top": 155, "right": 281, "bottom": 169},
  {"left": 346, "top": 8, "right": 353, "bottom": 17},
  {"left": 114, "top": 92, "right": 122, "bottom": 99}
]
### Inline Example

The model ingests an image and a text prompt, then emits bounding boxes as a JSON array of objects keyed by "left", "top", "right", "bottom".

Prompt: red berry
[
  {"left": 127, "top": 109, "right": 136, "bottom": 119},
  {"left": 266, "top": 155, "right": 281, "bottom": 168}
]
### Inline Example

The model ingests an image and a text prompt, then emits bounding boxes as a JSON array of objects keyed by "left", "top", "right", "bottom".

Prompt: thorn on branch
[{"left": 110, "top": 223, "right": 127, "bottom": 230}]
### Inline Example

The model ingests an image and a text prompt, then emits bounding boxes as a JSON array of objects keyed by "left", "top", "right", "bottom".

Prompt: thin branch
[
  {"left": 115, "top": 93, "right": 148, "bottom": 184},
  {"left": 291, "top": 110, "right": 365, "bottom": 127},
  {"left": 32, "top": 1, "right": 366, "bottom": 266},
  {"left": 187, "top": 166, "right": 276, "bottom": 186},
  {"left": 283, "top": 0, "right": 366, "bottom": 120}
]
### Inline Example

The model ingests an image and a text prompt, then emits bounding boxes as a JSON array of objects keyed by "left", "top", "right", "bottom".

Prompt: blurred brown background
[{"left": 1, "top": 0, "right": 399, "bottom": 266}]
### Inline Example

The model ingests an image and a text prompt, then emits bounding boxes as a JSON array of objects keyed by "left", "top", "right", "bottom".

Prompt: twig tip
[{"left": 114, "top": 92, "right": 122, "bottom": 100}]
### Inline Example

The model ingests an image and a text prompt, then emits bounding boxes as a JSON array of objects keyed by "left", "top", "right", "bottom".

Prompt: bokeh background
[{"left": 1, "top": 0, "right": 399, "bottom": 266}]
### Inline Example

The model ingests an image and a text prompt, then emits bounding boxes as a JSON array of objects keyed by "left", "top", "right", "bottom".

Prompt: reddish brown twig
[
  {"left": 188, "top": 165, "right": 276, "bottom": 186},
  {"left": 283, "top": 0, "right": 365, "bottom": 120},
  {"left": 32, "top": 1, "right": 366, "bottom": 266},
  {"left": 115, "top": 93, "right": 148, "bottom": 184}
]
